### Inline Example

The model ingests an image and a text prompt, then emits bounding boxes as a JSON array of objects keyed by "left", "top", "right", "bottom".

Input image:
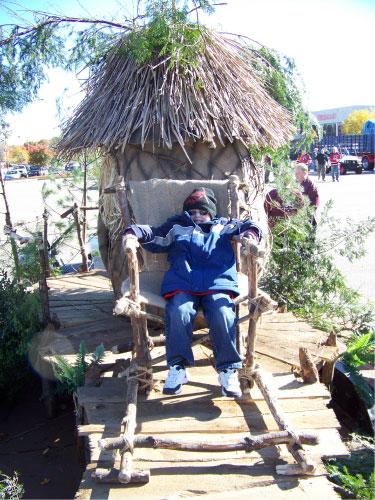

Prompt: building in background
[{"left": 311, "top": 105, "right": 375, "bottom": 136}]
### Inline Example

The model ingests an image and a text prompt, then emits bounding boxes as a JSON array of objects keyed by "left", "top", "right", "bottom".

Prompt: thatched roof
[{"left": 57, "top": 29, "right": 295, "bottom": 159}]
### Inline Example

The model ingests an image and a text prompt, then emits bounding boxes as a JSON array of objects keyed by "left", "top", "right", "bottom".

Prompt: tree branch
[{"left": 0, "top": 15, "right": 134, "bottom": 47}]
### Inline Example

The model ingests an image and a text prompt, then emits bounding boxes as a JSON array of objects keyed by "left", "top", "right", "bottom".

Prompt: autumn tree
[
  {"left": 8, "top": 144, "right": 29, "bottom": 164},
  {"left": 342, "top": 109, "right": 375, "bottom": 135},
  {"left": 28, "top": 143, "right": 52, "bottom": 166}
]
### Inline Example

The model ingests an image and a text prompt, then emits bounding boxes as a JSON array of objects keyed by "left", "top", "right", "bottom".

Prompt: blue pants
[
  {"left": 331, "top": 165, "right": 340, "bottom": 181},
  {"left": 165, "top": 292, "right": 242, "bottom": 372}
]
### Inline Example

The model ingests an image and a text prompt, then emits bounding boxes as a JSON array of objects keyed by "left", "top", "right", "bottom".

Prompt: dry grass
[{"left": 58, "top": 30, "right": 295, "bottom": 161}]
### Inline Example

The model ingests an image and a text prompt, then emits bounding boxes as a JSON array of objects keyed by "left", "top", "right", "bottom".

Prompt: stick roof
[{"left": 57, "top": 30, "right": 295, "bottom": 159}]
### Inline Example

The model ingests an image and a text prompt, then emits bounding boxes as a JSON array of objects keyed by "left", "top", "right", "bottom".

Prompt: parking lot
[
  {"left": 0, "top": 175, "right": 99, "bottom": 271},
  {"left": 314, "top": 169, "right": 375, "bottom": 302}
]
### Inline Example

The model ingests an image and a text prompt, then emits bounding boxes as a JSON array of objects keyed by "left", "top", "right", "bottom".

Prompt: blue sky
[{"left": 1, "top": 0, "right": 374, "bottom": 144}]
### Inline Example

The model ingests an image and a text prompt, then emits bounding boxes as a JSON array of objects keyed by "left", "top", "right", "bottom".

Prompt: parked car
[
  {"left": 28, "top": 165, "right": 48, "bottom": 176},
  {"left": 16, "top": 165, "right": 28, "bottom": 177},
  {"left": 326, "top": 155, "right": 363, "bottom": 175},
  {"left": 5, "top": 169, "right": 21, "bottom": 180},
  {"left": 28, "top": 165, "right": 40, "bottom": 176}
]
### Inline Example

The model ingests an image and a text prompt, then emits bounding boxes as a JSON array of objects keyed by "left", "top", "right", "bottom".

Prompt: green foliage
[
  {"left": 125, "top": 1, "right": 207, "bottom": 66},
  {"left": 325, "top": 434, "right": 375, "bottom": 499},
  {"left": 41, "top": 153, "right": 100, "bottom": 260},
  {"left": 67, "top": 28, "right": 116, "bottom": 74},
  {"left": 17, "top": 242, "right": 42, "bottom": 285},
  {"left": 261, "top": 163, "right": 375, "bottom": 411},
  {"left": 10, "top": 232, "right": 62, "bottom": 286},
  {"left": 0, "top": 270, "right": 41, "bottom": 404},
  {"left": 261, "top": 163, "right": 375, "bottom": 337},
  {"left": 0, "top": 22, "right": 65, "bottom": 113},
  {"left": 51, "top": 341, "right": 105, "bottom": 394},
  {"left": 344, "top": 333, "right": 375, "bottom": 367},
  {"left": 256, "top": 48, "right": 314, "bottom": 152},
  {"left": 339, "top": 333, "right": 375, "bottom": 407},
  {"left": 0, "top": 470, "right": 24, "bottom": 500},
  {"left": 259, "top": 48, "right": 303, "bottom": 117}
]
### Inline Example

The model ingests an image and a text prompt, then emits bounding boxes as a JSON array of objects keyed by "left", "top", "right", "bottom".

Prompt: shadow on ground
[{"left": 0, "top": 376, "right": 83, "bottom": 499}]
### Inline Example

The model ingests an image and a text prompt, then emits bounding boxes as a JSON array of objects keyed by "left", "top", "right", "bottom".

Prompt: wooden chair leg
[{"left": 245, "top": 254, "right": 258, "bottom": 371}]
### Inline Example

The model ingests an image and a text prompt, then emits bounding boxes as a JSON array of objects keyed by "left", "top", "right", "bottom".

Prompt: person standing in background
[
  {"left": 329, "top": 147, "right": 341, "bottom": 182},
  {"left": 298, "top": 151, "right": 312, "bottom": 170},
  {"left": 264, "top": 187, "right": 306, "bottom": 228},
  {"left": 316, "top": 148, "right": 329, "bottom": 181},
  {"left": 294, "top": 163, "right": 320, "bottom": 225}
]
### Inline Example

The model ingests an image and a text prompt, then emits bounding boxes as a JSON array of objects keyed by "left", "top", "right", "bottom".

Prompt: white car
[
  {"left": 5, "top": 169, "right": 21, "bottom": 180},
  {"left": 16, "top": 165, "right": 28, "bottom": 177}
]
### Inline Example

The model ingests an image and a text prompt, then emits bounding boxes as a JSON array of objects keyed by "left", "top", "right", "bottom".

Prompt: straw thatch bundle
[{"left": 58, "top": 29, "right": 295, "bottom": 160}]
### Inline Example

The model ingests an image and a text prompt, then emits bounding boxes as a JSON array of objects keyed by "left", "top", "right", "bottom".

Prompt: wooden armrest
[{"left": 233, "top": 236, "right": 265, "bottom": 258}]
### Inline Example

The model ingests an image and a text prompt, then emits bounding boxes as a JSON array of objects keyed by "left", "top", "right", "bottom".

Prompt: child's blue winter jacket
[{"left": 126, "top": 211, "right": 262, "bottom": 297}]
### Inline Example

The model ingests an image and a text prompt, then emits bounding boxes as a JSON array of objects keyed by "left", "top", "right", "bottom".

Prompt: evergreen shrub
[{"left": 0, "top": 270, "right": 41, "bottom": 405}]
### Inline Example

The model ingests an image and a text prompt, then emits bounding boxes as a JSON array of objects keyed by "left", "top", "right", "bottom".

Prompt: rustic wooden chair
[
  {"left": 99, "top": 176, "right": 318, "bottom": 484},
  {"left": 114, "top": 176, "right": 272, "bottom": 382}
]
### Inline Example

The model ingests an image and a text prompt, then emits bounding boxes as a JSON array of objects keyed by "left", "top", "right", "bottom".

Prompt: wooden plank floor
[
  {"left": 76, "top": 346, "right": 345, "bottom": 499},
  {"left": 47, "top": 269, "right": 115, "bottom": 328},
  {"left": 44, "top": 270, "right": 348, "bottom": 497},
  {"left": 45, "top": 270, "right": 345, "bottom": 367}
]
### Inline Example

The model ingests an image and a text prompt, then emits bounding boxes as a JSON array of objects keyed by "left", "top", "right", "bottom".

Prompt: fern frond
[
  {"left": 91, "top": 343, "right": 105, "bottom": 364},
  {"left": 52, "top": 354, "right": 75, "bottom": 379}
]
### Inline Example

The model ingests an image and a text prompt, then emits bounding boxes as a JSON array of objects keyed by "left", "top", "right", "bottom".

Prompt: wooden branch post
[
  {"left": 229, "top": 175, "right": 241, "bottom": 269},
  {"left": 42, "top": 209, "right": 51, "bottom": 278},
  {"left": 123, "top": 235, "right": 152, "bottom": 393},
  {"left": 118, "top": 176, "right": 152, "bottom": 394},
  {"left": 94, "top": 468, "right": 149, "bottom": 484},
  {"left": 37, "top": 234, "right": 51, "bottom": 326},
  {"left": 73, "top": 202, "right": 89, "bottom": 272},
  {"left": 246, "top": 253, "right": 258, "bottom": 372},
  {"left": 82, "top": 153, "right": 87, "bottom": 244},
  {"left": 321, "top": 331, "right": 338, "bottom": 386},
  {"left": 116, "top": 176, "right": 132, "bottom": 228},
  {"left": 118, "top": 365, "right": 138, "bottom": 483},
  {"left": 299, "top": 347, "right": 319, "bottom": 384},
  {"left": 229, "top": 175, "right": 248, "bottom": 384}
]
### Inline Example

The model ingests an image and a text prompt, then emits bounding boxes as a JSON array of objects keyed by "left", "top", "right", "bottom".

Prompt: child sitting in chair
[{"left": 124, "top": 187, "right": 262, "bottom": 397}]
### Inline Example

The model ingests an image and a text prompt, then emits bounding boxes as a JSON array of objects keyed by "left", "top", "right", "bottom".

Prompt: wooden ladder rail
[
  {"left": 241, "top": 247, "right": 317, "bottom": 474},
  {"left": 112, "top": 177, "right": 153, "bottom": 483}
]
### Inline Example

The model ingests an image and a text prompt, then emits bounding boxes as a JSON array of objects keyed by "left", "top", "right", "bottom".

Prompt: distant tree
[
  {"left": 342, "top": 109, "right": 375, "bottom": 135},
  {"left": 28, "top": 144, "right": 52, "bottom": 166},
  {"left": 8, "top": 144, "right": 29, "bottom": 164}
]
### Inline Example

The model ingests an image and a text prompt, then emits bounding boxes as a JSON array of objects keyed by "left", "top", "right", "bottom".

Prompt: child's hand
[
  {"left": 122, "top": 231, "right": 139, "bottom": 252},
  {"left": 232, "top": 230, "right": 258, "bottom": 242}
]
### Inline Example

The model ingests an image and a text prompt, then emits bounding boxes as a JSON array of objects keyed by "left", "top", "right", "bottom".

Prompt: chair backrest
[{"left": 127, "top": 179, "right": 231, "bottom": 271}]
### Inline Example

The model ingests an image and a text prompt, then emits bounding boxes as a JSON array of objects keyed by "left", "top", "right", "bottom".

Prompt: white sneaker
[
  {"left": 218, "top": 369, "right": 242, "bottom": 398},
  {"left": 163, "top": 365, "right": 188, "bottom": 395}
]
